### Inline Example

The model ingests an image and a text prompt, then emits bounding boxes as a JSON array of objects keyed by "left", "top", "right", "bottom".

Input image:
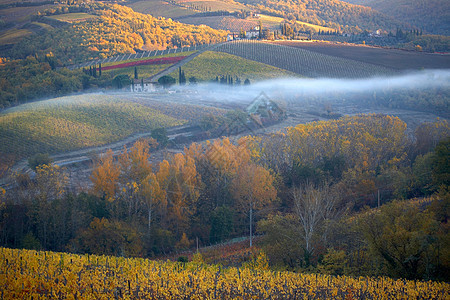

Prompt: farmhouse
[
  {"left": 246, "top": 29, "right": 260, "bottom": 39},
  {"left": 130, "top": 79, "right": 156, "bottom": 92},
  {"left": 227, "top": 33, "right": 241, "bottom": 41},
  {"left": 246, "top": 92, "right": 285, "bottom": 125}
]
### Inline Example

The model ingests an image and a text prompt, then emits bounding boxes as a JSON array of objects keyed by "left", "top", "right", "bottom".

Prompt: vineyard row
[{"left": 215, "top": 40, "right": 397, "bottom": 78}]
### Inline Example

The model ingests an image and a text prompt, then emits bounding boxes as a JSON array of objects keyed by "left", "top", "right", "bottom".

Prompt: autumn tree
[
  {"left": 157, "top": 153, "right": 201, "bottom": 238},
  {"left": 358, "top": 200, "right": 443, "bottom": 279},
  {"left": 72, "top": 217, "right": 143, "bottom": 257},
  {"left": 140, "top": 172, "right": 165, "bottom": 235},
  {"left": 118, "top": 140, "right": 155, "bottom": 220},
  {"left": 31, "top": 164, "right": 67, "bottom": 249},
  {"left": 232, "top": 163, "right": 277, "bottom": 247},
  {"left": 90, "top": 149, "right": 120, "bottom": 204}
]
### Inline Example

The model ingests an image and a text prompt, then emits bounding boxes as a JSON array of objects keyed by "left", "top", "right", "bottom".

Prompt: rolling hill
[
  {"left": 233, "top": 0, "right": 406, "bottom": 33},
  {"left": 214, "top": 40, "right": 396, "bottom": 78},
  {"left": 342, "top": 0, "right": 450, "bottom": 35},
  {"left": 3, "top": 2, "right": 227, "bottom": 64}
]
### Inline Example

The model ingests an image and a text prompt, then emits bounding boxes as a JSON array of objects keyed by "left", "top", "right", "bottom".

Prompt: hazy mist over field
[{"left": 169, "top": 69, "right": 450, "bottom": 103}]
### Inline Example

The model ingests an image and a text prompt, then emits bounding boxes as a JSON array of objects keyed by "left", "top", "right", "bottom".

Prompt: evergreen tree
[
  {"left": 178, "top": 67, "right": 186, "bottom": 85},
  {"left": 98, "top": 63, "right": 102, "bottom": 77},
  {"left": 134, "top": 66, "right": 138, "bottom": 80},
  {"left": 181, "top": 71, "right": 186, "bottom": 85}
]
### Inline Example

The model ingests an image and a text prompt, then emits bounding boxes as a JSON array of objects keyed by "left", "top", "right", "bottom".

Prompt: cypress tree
[
  {"left": 181, "top": 71, "right": 186, "bottom": 85},
  {"left": 99, "top": 63, "right": 102, "bottom": 77},
  {"left": 134, "top": 66, "right": 138, "bottom": 79}
]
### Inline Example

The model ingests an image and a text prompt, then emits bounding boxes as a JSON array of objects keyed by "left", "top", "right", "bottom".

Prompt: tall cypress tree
[{"left": 134, "top": 66, "right": 138, "bottom": 79}]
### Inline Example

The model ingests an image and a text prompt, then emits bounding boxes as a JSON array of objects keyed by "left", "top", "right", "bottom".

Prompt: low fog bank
[{"left": 171, "top": 69, "right": 450, "bottom": 104}]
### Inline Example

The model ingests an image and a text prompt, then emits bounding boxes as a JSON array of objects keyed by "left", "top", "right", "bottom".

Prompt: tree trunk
[
  {"left": 148, "top": 205, "right": 152, "bottom": 234},
  {"left": 249, "top": 204, "right": 253, "bottom": 247}
]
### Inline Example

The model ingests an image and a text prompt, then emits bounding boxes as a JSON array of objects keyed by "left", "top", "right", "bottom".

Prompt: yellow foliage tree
[{"left": 232, "top": 163, "right": 277, "bottom": 247}]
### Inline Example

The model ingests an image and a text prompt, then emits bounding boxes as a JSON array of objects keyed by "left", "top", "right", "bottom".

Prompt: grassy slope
[
  {"left": 0, "top": 95, "right": 184, "bottom": 158},
  {"left": 168, "top": 50, "right": 299, "bottom": 81}
]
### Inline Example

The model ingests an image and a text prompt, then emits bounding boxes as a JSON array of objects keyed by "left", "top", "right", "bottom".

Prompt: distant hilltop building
[
  {"left": 227, "top": 26, "right": 261, "bottom": 41},
  {"left": 369, "top": 29, "right": 382, "bottom": 37}
]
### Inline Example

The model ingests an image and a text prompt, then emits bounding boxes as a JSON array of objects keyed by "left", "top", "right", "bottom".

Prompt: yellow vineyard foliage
[{"left": 1, "top": 248, "right": 448, "bottom": 299}]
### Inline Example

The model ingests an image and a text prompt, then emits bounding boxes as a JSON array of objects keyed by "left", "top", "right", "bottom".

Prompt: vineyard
[
  {"left": 0, "top": 94, "right": 182, "bottom": 157},
  {"left": 1, "top": 247, "right": 448, "bottom": 299},
  {"left": 168, "top": 51, "right": 298, "bottom": 81},
  {"left": 272, "top": 41, "right": 450, "bottom": 71},
  {"left": 215, "top": 40, "right": 397, "bottom": 78},
  {"left": 0, "top": 93, "right": 232, "bottom": 171},
  {"left": 70, "top": 44, "right": 211, "bottom": 70},
  {"left": 100, "top": 56, "right": 188, "bottom": 71}
]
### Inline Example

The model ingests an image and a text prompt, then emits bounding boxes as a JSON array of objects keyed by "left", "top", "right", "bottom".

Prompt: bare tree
[{"left": 292, "top": 182, "right": 342, "bottom": 259}]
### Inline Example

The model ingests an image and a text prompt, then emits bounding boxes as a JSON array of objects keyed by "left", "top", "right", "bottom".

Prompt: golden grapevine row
[{"left": 1, "top": 248, "right": 448, "bottom": 299}]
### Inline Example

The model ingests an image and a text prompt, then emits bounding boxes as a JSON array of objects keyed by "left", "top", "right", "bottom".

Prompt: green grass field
[
  {"left": 168, "top": 51, "right": 299, "bottom": 82},
  {"left": 105, "top": 64, "right": 171, "bottom": 80}
]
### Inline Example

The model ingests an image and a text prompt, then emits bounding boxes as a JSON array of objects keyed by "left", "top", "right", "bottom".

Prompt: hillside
[
  {"left": 214, "top": 40, "right": 396, "bottom": 78},
  {"left": 272, "top": 41, "right": 450, "bottom": 70},
  {"left": 4, "top": 2, "right": 227, "bottom": 64},
  {"left": 233, "top": 0, "right": 406, "bottom": 33},
  {"left": 342, "top": 0, "right": 450, "bottom": 35},
  {"left": 167, "top": 50, "right": 298, "bottom": 81}
]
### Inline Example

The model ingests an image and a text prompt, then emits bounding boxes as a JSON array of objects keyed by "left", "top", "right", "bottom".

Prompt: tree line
[{"left": 0, "top": 115, "right": 448, "bottom": 280}]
